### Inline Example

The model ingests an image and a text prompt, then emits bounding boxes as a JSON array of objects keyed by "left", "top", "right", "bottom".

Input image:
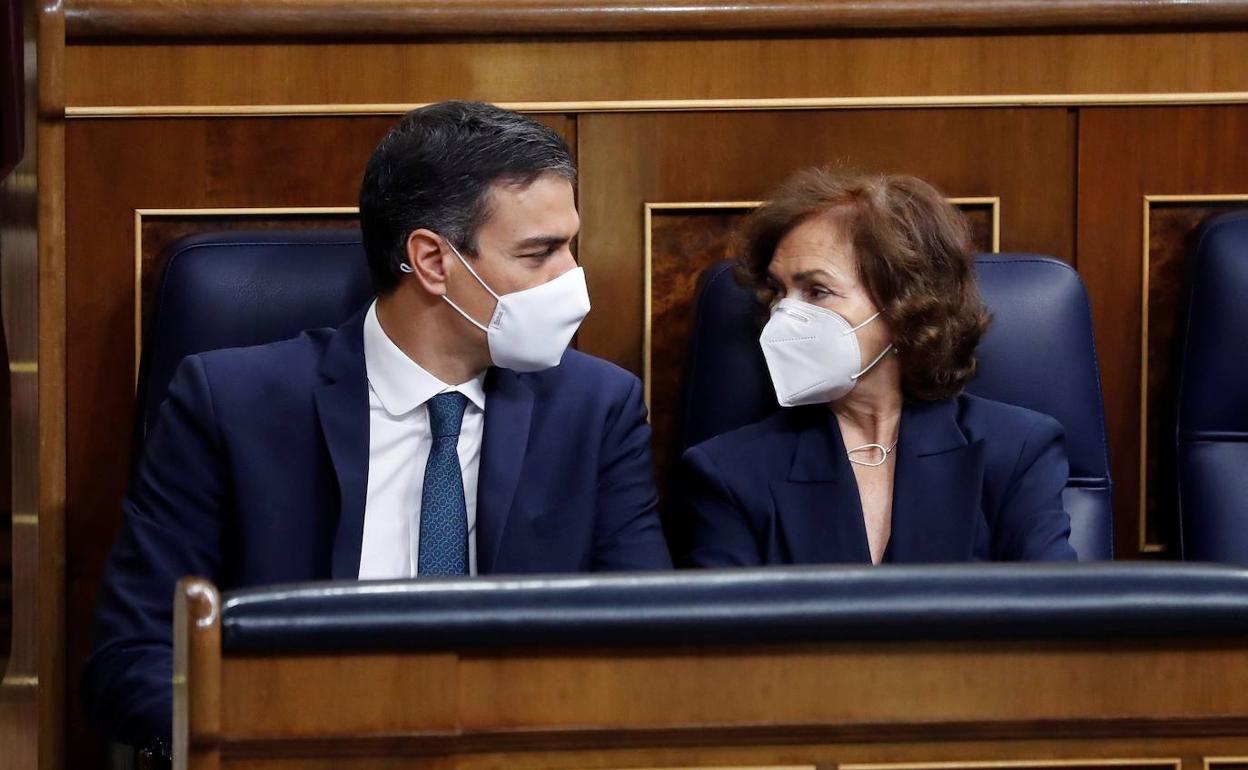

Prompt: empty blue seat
[{"left": 1176, "top": 211, "right": 1248, "bottom": 562}]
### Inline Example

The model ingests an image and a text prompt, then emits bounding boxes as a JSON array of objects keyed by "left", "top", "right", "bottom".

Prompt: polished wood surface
[
  {"left": 61, "top": 0, "right": 1248, "bottom": 40},
  {"left": 176, "top": 579, "right": 1248, "bottom": 769},
  {"left": 63, "top": 32, "right": 1248, "bottom": 110}
]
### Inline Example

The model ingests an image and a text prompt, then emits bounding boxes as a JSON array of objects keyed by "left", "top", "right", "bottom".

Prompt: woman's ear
[{"left": 404, "top": 229, "right": 450, "bottom": 296}]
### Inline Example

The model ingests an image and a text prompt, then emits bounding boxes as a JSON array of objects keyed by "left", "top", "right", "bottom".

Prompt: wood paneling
[
  {"left": 61, "top": 0, "right": 1248, "bottom": 40},
  {"left": 578, "top": 108, "right": 1075, "bottom": 378},
  {"left": 63, "top": 32, "right": 1248, "bottom": 110},
  {"left": 1077, "top": 106, "right": 1248, "bottom": 556}
]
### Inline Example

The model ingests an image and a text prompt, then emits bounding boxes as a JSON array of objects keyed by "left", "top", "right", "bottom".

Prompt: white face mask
[
  {"left": 760, "top": 298, "right": 893, "bottom": 407},
  {"left": 407, "top": 238, "right": 591, "bottom": 373}
]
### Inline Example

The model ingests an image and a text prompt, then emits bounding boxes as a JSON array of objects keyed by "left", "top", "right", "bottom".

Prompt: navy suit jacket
[
  {"left": 682, "top": 394, "right": 1077, "bottom": 566},
  {"left": 82, "top": 309, "right": 671, "bottom": 745}
]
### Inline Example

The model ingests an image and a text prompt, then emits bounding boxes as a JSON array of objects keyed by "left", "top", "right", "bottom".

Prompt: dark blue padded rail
[
  {"left": 677, "top": 255, "right": 1113, "bottom": 560},
  {"left": 221, "top": 563, "right": 1248, "bottom": 653}
]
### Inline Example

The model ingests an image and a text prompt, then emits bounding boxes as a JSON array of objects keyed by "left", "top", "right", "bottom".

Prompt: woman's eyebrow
[{"left": 790, "top": 268, "right": 837, "bottom": 283}]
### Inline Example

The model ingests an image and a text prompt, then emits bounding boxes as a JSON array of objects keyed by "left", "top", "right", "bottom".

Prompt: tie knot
[{"left": 427, "top": 391, "right": 468, "bottom": 439}]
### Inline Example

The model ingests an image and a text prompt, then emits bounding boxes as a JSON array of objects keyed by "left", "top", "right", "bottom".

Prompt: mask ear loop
[
  {"left": 400, "top": 236, "right": 501, "bottom": 333},
  {"left": 850, "top": 343, "right": 894, "bottom": 381},
  {"left": 842, "top": 310, "right": 894, "bottom": 381}
]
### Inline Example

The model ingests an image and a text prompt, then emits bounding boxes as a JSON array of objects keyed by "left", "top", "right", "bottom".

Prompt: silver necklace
[{"left": 847, "top": 439, "right": 899, "bottom": 467}]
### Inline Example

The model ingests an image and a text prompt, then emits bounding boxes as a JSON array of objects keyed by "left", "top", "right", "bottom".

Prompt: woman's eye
[{"left": 808, "top": 286, "right": 833, "bottom": 299}]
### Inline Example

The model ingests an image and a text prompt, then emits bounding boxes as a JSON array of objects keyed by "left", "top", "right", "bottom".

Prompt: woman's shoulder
[
  {"left": 683, "top": 407, "right": 811, "bottom": 472},
  {"left": 953, "top": 392, "right": 1065, "bottom": 450}
]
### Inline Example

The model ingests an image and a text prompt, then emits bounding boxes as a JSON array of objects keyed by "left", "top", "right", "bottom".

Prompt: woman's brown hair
[{"left": 739, "top": 167, "right": 991, "bottom": 402}]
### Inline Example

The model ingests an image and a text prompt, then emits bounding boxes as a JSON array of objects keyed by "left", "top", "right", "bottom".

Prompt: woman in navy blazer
[{"left": 683, "top": 168, "right": 1077, "bottom": 565}]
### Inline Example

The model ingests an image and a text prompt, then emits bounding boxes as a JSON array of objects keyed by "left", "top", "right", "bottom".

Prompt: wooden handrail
[{"left": 64, "top": 0, "right": 1248, "bottom": 41}]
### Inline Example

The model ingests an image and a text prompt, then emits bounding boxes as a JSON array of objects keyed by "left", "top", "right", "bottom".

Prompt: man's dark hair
[{"left": 359, "top": 100, "right": 577, "bottom": 294}]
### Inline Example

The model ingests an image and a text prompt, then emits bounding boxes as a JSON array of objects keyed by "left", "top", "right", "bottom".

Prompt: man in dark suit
[{"left": 82, "top": 101, "right": 672, "bottom": 748}]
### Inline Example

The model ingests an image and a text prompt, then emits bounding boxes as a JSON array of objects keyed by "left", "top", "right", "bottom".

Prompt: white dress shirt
[{"left": 358, "top": 301, "right": 486, "bottom": 579}]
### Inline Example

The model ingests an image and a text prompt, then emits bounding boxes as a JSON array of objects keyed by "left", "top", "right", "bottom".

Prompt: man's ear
[{"left": 404, "top": 229, "right": 450, "bottom": 296}]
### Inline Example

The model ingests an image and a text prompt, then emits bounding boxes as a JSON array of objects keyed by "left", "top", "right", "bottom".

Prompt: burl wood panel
[
  {"left": 646, "top": 203, "right": 994, "bottom": 499},
  {"left": 1077, "top": 105, "right": 1248, "bottom": 556},
  {"left": 61, "top": 114, "right": 573, "bottom": 768},
  {"left": 1142, "top": 201, "right": 1248, "bottom": 551}
]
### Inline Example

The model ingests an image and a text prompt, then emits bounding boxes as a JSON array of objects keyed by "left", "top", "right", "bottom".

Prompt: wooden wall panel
[
  {"left": 62, "top": 32, "right": 1248, "bottom": 111},
  {"left": 61, "top": 114, "right": 573, "bottom": 766},
  {"left": 1077, "top": 106, "right": 1248, "bottom": 557},
  {"left": 578, "top": 107, "right": 1074, "bottom": 440}
]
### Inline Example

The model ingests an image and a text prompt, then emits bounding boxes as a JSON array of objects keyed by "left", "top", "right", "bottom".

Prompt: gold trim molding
[
  {"left": 843, "top": 761, "right": 1182, "bottom": 770},
  {"left": 642, "top": 197, "right": 1000, "bottom": 407},
  {"left": 66, "top": 92, "right": 1248, "bottom": 119},
  {"left": 132, "top": 206, "right": 360, "bottom": 382},
  {"left": 1205, "top": 759, "right": 1248, "bottom": 770},
  {"left": 1139, "top": 194, "right": 1248, "bottom": 554},
  {"left": 0, "top": 675, "right": 39, "bottom": 687}
]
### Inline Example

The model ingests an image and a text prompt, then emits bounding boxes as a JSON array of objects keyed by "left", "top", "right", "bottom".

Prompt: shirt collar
[{"left": 363, "top": 301, "right": 487, "bottom": 417}]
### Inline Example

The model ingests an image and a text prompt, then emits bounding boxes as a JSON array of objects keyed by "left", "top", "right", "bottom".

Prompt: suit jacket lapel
[
  {"left": 314, "top": 308, "right": 372, "bottom": 579},
  {"left": 771, "top": 408, "right": 872, "bottom": 564},
  {"left": 887, "top": 399, "right": 985, "bottom": 563},
  {"left": 476, "top": 367, "right": 534, "bottom": 574}
]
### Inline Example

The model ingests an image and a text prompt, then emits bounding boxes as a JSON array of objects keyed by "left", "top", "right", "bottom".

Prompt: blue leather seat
[
  {"left": 1177, "top": 211, "right": 1248, "bottom": 562},
  {"left": 136, "top": 229, "right": 371, "bottom": 440},
  {"left": 677, "top": 255, "right": 1113, "bottom": 560}
]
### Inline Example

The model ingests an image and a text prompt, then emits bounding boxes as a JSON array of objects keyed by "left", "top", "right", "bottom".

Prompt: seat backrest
[
  {"left": 136, "top": 229, "right": 372, "bottom": 441},
  {"left": 678, "top": 254, "right": 1113, "bottom": 560},
  {"left": 1176, "top": 211, "right": 1248, "bottom": 562}
]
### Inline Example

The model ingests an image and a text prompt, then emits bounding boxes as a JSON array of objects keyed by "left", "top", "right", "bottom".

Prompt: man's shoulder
[{"left": 191, "top": 327, "right": 335, "bottom": 397}]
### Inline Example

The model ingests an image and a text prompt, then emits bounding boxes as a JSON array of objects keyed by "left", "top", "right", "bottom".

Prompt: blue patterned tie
[{"left": 417, "top": 392, "right": 469, "bottom": 576}]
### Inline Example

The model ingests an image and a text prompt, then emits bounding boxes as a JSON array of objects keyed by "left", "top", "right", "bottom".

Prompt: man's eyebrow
[{"left": 514, "top": 234, "right": 573, "bottom": 250}]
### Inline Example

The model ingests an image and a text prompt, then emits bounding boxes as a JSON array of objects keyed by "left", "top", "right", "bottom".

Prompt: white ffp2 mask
[
  {"left": 435, "top": 240, "right": 591, "bottom": 373},
  {"left": 760, "top": 298, "right": 892, "bottom": 407}
]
